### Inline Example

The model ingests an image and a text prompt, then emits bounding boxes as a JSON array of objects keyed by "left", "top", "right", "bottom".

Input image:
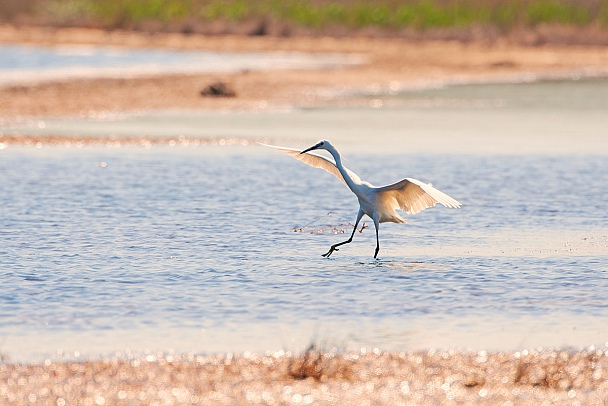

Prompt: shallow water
[
  {"left": 1, "top": 79, "right": 607, "bottom": 362},
  {"left": 0, "top": 44, "right": 361, "bottom": 85},
  {"left": 381, "top": 76, "right": 608, "bottom": 110},
  {"left": 1, "top": 147, "right": 606, "bottom": 362}
]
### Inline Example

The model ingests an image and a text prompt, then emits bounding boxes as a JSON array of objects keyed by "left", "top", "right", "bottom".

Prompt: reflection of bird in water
[{"left": 263, "top": 140, "right": 461, "bottom": 259}]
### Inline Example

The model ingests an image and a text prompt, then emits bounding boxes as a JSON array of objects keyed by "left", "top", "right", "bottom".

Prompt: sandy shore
[
  {"left": 2, "top": 348, "right": 608, "bottom": 405},
  {"left": 2, "top": 25, "right": 608, "bottom": 118}
]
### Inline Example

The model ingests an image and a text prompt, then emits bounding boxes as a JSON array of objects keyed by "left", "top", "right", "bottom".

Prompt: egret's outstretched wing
[
  {"left": 260, "top": 143, "right": 361, "bottom": 187},
  {"left": 377, "top": 177, "right": 461, "bottom": 215}
]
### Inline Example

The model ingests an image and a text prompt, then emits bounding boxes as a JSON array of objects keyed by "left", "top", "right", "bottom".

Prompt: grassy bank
[
  {"left": 71, "top": 0, "right": 608, "bottom": 30},
  {"left": 2, "top": 0, "right": 608, "bottom": 43}
]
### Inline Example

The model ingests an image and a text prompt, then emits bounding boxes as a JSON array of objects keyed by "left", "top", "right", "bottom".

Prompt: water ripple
[{"left": 0, "top": 148, "right": 606, "bottom": 360}]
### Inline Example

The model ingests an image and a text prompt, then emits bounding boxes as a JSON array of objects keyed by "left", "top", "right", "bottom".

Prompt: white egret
[{"left": 263, "top": 140, "right": 461, "bottom": 259}]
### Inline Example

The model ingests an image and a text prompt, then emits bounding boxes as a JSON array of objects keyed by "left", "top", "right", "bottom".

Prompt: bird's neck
[{"left": 328, "top": 147, "right": 358, "bottom": 191}]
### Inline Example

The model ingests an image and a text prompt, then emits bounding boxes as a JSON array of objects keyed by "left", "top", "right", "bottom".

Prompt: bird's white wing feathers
[
  {"left": 377, "top": 177, "right": 461, "bottom": 215},
  {"left": 262, "top": 143, "right": 460, "bottom": 216},
  {"left": 261, "top": 144, "right": 361, "bottom": 187}
]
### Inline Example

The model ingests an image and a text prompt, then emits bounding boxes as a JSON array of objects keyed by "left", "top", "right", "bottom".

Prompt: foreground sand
[
  {"left": 2, "top": 348, "right": 608, "bottom": 405},
  {"left": 2, "top": 25, "right": 608, "bottom": 117}
]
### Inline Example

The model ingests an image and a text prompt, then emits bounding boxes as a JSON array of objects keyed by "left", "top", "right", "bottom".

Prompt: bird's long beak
[{"left": 300, "top": 143, "right": 321, "bottom": 154}]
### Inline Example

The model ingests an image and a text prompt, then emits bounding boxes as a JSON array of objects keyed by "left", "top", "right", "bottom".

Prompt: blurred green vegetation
[{"left": 3, "top": 0, "right": 608, "bottom": 31}]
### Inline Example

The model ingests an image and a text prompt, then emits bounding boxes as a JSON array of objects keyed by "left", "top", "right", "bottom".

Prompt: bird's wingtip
[{"left": 257, "top": 142, "right": 285, "bottom": 150}]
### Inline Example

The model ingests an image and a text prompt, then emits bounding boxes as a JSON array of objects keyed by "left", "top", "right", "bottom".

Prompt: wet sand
[
  {"left": 2, "top": 25, "right": 608, "bottom": 117},
  {"left": 2, "top": 348, "right": 608, "bottom": 405}
]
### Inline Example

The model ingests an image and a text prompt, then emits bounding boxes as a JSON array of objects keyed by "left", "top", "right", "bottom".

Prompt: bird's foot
[{"left": 322, "top": 246, "right": 339, "bottom": 258}]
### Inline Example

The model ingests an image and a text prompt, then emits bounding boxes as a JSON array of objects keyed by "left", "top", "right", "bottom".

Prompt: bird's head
[{"left": 300, "top": 140, "right": 331, "bottom": 154}]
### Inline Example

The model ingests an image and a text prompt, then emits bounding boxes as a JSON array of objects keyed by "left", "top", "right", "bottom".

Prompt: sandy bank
[{"left": 1, "top": 25, "right": 608, "bottom": 117}]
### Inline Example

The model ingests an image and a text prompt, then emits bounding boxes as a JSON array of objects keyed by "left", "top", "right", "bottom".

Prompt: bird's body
[{"left": 263, "top": 140, "right": 461, "bottom": 258}]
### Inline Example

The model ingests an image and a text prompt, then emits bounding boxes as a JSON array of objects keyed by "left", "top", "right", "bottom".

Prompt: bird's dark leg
[
  {"left": 322, "top": 209, "right": 363, "bottom": 258},
  {"left": 373, "top": 213, "right": 380, "bottom": 259}
]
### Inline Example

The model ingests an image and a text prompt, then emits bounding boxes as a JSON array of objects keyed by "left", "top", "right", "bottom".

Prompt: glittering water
[{"left": 1, "top": 79, "right": 608, "bottom": 362}]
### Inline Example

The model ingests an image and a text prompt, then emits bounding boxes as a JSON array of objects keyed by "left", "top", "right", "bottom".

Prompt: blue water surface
[{"left": 0, "top": 146, "right": 606, "bottom": 361}]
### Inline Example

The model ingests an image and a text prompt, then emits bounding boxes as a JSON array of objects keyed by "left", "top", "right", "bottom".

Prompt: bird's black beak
[{"left": 300, "top": 143, "right": 320, "bottom": 154}]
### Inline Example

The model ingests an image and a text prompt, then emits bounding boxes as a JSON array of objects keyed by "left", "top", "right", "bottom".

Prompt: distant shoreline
[{"left": 1, "top": 25, "right": 608, "bottom": 118}]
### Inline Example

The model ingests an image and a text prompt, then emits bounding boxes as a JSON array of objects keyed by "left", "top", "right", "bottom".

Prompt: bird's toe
[{"left": 322, "top": 247, "right": 339, "bottom": 258}]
